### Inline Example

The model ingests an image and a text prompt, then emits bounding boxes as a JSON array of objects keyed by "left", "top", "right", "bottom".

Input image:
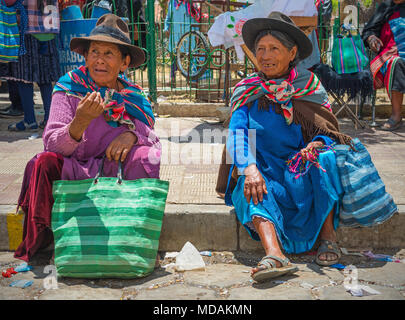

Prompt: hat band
[{"left": 90, "top": 25, "right": 131, "bottom": 45}]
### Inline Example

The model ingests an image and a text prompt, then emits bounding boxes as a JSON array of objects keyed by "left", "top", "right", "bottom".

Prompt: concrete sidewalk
[
  {"left": 1, "top": 110, "right": 405, "bottom": 252},
  {"left": 0, "top": 91, "right": 405, "bottom": 300}
]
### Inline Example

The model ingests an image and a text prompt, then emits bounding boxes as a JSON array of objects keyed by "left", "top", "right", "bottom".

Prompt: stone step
[{"left": 1, "top": 204, "right": 404, "bottom": 253}]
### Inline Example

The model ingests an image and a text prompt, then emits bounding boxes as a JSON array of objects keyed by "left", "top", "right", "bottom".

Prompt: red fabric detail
[
  {"left": 14, "top": 152, "right": 64, "bottom": 262},
  {"left": 370, "top": 11, "right": 400, "bottom": 90}
]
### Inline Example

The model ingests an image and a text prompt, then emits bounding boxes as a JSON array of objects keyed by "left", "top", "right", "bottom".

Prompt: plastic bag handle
[{"left": 94, "top": 155, "right": 123, "bottom": 184}]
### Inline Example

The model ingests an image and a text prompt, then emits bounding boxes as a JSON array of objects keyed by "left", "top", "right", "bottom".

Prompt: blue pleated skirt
[{"left": 1, "top": 34, "right": 62, "bottom": 84}]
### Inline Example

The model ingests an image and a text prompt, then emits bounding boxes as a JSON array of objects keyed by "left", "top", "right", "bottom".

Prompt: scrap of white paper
[{"left": 348, "top": 285, "right": 381, "bottom": 297}]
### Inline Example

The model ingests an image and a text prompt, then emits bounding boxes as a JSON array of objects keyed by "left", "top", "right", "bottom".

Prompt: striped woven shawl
[
  {"left": 53, "top": 66, "right": 155, "bottom": 129},
  {"left": 230, "top": 67, "right": 332, "bottom": 126}
]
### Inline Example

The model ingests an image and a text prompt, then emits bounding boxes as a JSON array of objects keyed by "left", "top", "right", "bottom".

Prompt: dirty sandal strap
[
  {"left": 315, "top": 240, "right": 341, "bottom": 266},
  {"left": 380, "top": 118, "right": 402, "bottom": 131},
  {"left": 260, "top": 255, "right": 291, "bottom": 268},
  {"left": 252, "top": 255, "right": 297, "bottom": 282}
]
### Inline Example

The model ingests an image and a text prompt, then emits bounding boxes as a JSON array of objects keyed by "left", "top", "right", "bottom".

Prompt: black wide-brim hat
[
  {"left": 242, "top": 11, "right": 313, "bottom": 60},
  {"left": 70, "top": 14, "right": 145, "bottom": 68}
]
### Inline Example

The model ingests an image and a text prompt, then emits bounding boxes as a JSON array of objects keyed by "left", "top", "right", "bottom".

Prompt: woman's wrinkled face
[
  {"left": 255, "top": 34, "right": 297, "bottom": 79},
  {"left": 85, "top": 41, "right": 130, "bottom": 88}
]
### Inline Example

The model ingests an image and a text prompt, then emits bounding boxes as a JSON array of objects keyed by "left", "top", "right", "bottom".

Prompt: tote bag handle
[{"left": 94, "top": 155, "right": 123, "bottom": 184}]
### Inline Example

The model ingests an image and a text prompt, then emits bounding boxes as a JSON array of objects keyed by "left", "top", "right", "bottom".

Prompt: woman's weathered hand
[
  {"left": 105, "top": 132, "right": 138, "bottom": 163},
  {"left": 300, "top": 141, "right": 324, "bottom": 161},
  {"left": 75, "top": 92, "right": 105, "bottom": 123},
  {"left": 367, "top": 35, "right": 383, "bottom": 53},
  {"left": 243, "top": 164, "right": 268, "bottom": 205}
]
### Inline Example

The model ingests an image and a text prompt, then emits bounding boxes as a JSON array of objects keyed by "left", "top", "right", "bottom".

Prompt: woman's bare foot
[{"left": 318, "top": 209, "right": 339, "bottom": 263}]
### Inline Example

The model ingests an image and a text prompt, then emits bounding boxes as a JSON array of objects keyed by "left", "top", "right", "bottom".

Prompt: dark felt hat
[
  {"left": 70, "top": 14, "right": 145, "bottom": 68},
  {"left": 242, "top": 11, "right": 313, "bottom": 60}
]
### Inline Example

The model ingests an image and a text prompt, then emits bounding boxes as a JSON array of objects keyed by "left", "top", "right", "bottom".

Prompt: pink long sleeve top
[{"left": 42, "top": 92, "right": 161, "bottom": 181}]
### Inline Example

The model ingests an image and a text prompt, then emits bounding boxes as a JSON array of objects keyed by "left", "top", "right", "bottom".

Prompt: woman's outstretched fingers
[
  {"left": 105, "top": 143, "right": 112, "bottom": 161},
  {"left": 120, "top": 148, "right": 129, "bottom": 162},
  {"left": 244, "top": 183, "right": 251, "bottom": 203},
  {"left": 251, "top": 185, "right": 258, "bottom": 205},
  {"left": 263, "top": 181, "right": 268, "bottom": 195}
]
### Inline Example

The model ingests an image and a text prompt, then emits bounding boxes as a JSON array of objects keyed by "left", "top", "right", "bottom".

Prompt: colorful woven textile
[
  {"left": 51, "top": 168, "right": 169, "bottom": 278},
  {"left": 230, "top": 67, "right": 331, "bottom": 125},
  {"left": 25, "top": 0, "right": 60, "bottom": 34},
  {"left": 175, "top": 0, "right": 201, "bottom": 22},
  {"left": 331, "top": 31, "right": 369, "bottom": 75},
  {"left": 364, "top": 5, "right": 404, "bottom": 98},
  {"left": 0, "top": 0, "right": 20, "bottom": 62},
  {"left": 334, "top": 138, "right": 397, "bottom": 227},
  {"left": 53, "top": 65, "right": 155, "bottom": 129}
]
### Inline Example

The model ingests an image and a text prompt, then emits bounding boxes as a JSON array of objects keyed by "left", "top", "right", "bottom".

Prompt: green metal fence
[
  {"left": 101, "top": 0, "right": 255, "bottom": 104},
  {"left": 98, "top": 0, "right": 379, "bottom": 107}
]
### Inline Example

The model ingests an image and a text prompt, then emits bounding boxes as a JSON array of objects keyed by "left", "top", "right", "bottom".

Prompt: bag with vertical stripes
[
  {"left": 0, "top": 0, "right": 20, "bottom": 62},
  {"left": 334, "top": 138, "right": 397, "bottom": 227},
  {"left": 331, "top": 26, "right": 369, "bottom": 75},
  {"left": 51, "top": 157, "right": 169, "bottom": 279}
]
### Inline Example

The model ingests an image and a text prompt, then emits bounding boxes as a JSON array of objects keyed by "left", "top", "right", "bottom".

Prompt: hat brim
[
  {"left": 70, "top": 34, "right": 145, "bottom": 68},
  {"left": 242, "top": 17, "right": 313, "bottom": 61}
]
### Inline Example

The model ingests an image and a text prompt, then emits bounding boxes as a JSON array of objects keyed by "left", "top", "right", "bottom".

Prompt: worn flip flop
[
  {"left": 251, "top": 255, "right": 298, "bottom": 283},
  {"left": 379, "top": 118, "right": 403, "bottom": 131},
  {"left": 315, "top": 239, "right": 342, "bottom": 266}
]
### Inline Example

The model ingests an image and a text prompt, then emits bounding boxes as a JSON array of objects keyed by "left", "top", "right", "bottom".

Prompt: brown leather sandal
[
  {"left": 315, "top": 239, "right": 342, "bottom": 266},
  {"left": 252, "top": 255, "right": 298, "bottom": 282}
]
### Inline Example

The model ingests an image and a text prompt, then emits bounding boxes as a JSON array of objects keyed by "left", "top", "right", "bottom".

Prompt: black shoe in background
[
  {"left": 0, "top": 82, "right": 9, "bottom": 93},
  {"left": 0, "top": 105, "right": 24, "bottom": 118}
]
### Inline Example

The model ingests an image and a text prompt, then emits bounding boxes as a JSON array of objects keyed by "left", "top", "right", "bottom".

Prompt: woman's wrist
[
  {"left": 243, "top": 163, "right": 258, "bottom": 176},
  {"left": 123, "top": 131, "right": 138, "bottom": 144},
  {"left": 69, "top": 116, "right": 91, "bottom": 142}
]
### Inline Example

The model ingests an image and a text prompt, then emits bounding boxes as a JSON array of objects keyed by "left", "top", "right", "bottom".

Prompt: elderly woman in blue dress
[{"left": 221, "top": 12, "right": 356, "bottom": 282}]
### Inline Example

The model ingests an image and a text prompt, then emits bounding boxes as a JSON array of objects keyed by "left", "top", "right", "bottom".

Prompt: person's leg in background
[
  {"left": 38, "top": 82, "right": 53, "bottom": 128},
  {"left": 8, "top": 81, "right": 38, "bottom": 131},
  {"left": 390, "top": 90, "right": 403, "bottom": 123},
  {"left": 0, "top": 80, "right": 24, "bottom": 117}
]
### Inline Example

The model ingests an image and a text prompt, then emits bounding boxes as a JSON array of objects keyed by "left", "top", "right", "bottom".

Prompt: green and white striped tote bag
[{"left": 51, "top": 160, "right": 169, "bottom": 279}]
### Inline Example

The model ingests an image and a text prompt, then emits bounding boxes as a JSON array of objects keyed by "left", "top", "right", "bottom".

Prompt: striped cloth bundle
[
  {"left": 0, "top": 0, "right": 20, "bottom": 62},
  {"left": 334, "top": 138, "right": 397, "bottom": 227},
  {"left": 51, "top": 176, "right": 169, "bottom": 279}
]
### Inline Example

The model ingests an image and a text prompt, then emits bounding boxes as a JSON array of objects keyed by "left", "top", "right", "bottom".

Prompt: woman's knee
[
  {"left": 125, "top": 145, "right": 161, "bottom": 179},
  {"left": 35, "top": 152, "right": 64, "bottom": 173}
]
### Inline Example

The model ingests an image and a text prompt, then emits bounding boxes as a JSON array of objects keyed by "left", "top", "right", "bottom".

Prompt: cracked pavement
[{"left": 1, "top": 249, "right": 404, "bottom": 300}]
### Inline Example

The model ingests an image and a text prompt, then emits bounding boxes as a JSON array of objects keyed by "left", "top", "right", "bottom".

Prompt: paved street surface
[
  {"left": 1, "top": 249, "right": 405, "bottom": 301},
  {"left": 0, "top": 91, "right": 405, "bottom": 301}
]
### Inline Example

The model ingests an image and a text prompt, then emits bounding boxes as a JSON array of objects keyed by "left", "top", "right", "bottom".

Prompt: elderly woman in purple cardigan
[{"left": 14, "top": 14, "right": 161, "bottom": 262}]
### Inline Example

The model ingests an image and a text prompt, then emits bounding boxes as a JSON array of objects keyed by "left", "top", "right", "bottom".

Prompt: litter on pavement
[
  {"left": 340, "top": 247, "right": 364, "bottom": 257},
  {"left": 9, "top": 280, "right": 33, "bottom": 289},
  {"left": 164, "top": 252, "right": 179, "bottom": 259},
  {"left": 175, "top": 241, "right": 206, "bottom": 272},
  {"left": 362, "top": 251, "right": 403, "bottom": 263},
  {"left": 300, "top": 282, "right": 314, "bottom": 289},
  {"left": 14, "top": 262, "right": 33, "bottom": 272},
  {"left": 347, "top": 285, "right": 381, "bottom": 297},
  {"left": 2, "top": 263, "right": 33, "bottom": 278},
  {"left": 2, "top": 268, "right": 18, "bottom": 278}
]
